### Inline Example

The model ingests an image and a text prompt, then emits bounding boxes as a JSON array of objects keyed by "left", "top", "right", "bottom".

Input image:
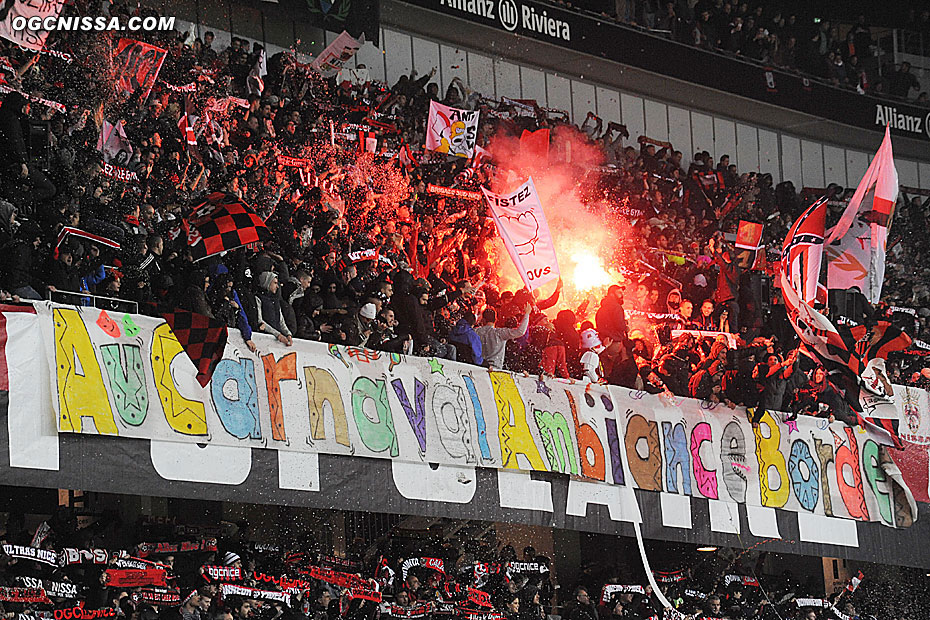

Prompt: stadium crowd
[
  {"left": 0, "top": 509, "right": 926, "bottom": 620},
  {"left": 0, "top": 0, "right": 929, "bottom": 426},
  {"left": 599, "top": 0, "right": 929, "bottom": 102}
]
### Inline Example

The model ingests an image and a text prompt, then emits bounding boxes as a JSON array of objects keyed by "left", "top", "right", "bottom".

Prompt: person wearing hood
[
  {"left": 254, "top": 271, "right": 292, "bottom": 346},
  {"left": 0, "top": 92, "right": 56, "bottom": 209},
  {"left": 449, "top": 311, "right": 483, "bottom": 365},
  {"left": 208, "top": 264, "right": 257, "bottom": 353},
  {"left": 596, "top": 284, "right": 629, "bottom": 377}
]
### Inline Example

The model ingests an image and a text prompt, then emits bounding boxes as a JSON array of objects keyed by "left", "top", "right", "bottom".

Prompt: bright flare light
[{"left": 571, "top": 251, "right": 613, "bottom": 292}]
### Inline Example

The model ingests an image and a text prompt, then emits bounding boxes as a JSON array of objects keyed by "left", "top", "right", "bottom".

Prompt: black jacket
[{"left": 0, "top": 92, "right": 29, "bottom": 170}]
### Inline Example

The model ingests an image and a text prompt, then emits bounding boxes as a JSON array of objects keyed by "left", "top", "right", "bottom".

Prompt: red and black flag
[
  {"left": 358, "top": 129, "right": 377, "bottom": 154},
  {"left": 161, "top": 309, "right": 227, "bottom": 387},
  {"left": 185, "top": 192, "right": 271, "bottom": 262},
  {"left": 178, "top": 94, "right": 201, "bottom": 162}
]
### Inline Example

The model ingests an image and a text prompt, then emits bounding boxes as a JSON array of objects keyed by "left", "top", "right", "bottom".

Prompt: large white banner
[
  {"left": 0, "top": 0, "right": 67, "bottom": 51},
  {"left": 482, "top": 177, "right": 560, "bottom": 291},
  {"left": 425, "top": 101, "right": 479, "bottom": 158},
  {"left": 17, "top": 301, "right": 923, "bottom": 527},
  {"left": 311, "top": 31, "right": 361, "bottom": 79}
]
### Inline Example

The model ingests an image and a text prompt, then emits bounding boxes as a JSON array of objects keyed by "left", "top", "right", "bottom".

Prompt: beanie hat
[
  {"left": 580, "top": 328, "right": 602, "bottom": 350},
  {"left": 222, "top": 551, "right": 241, "bottom": 566},
  {"left": 359, "top": 303, "right": 377, "bottom": 319},
  {"left": 257, "top": 271, "right": 277, "bottom": 291}
]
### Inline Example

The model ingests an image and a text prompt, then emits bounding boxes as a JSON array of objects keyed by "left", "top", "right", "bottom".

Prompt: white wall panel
[
  {"left": 620, "top": 93, "right": 645, "bottom": 142},
  {"left": 546, "top": 75, "right": 572, "bottom": 119},
  {"left": 571, "top": 81, "right": 597, "bottom": 126},
  {"left": 897, "top": 159, "right": 920, "bottom": 189},
  {"left": 920, "top": 162, "right": 930, "bottom": 190},
  {"left": 845, "top": 150, "right": 869, "bottom": 189},
  {"left": 781, "top": 135, "right": 801, "bottom": 188},
  {"left": 595, "top": 87, "right": 622, "bottom": 125},
  {"left": 520, "top": 67, "right": 547, "bottom": 104},
  {"left": 493, "top": 60, "right": 520, "bottom": 100},
  {"left": 439, "top": 44, "right": 468, "bottom": 93},
  {"left": 822, "top": 145, "right": 846, "bottom": 187},
  {"left": 644, "top": 99, "right": 669, "bottom": 141},
  {"left": 801, "top": 140, "right": 825, "bottom": 188},
  {"left": 382, "top": 30, "right": 412, "bottom": 85},
  {"left": 411, "top": 37, "right": 440, "bottom": 88},
  {"left": 736, "top": 124, "right": 759, "bottom": 173},
  {"left": 713, "top": 117, "right": 737, "bottom": 167},
  {"left": 690, "top": 112, "right": 714, "bottom": 157},
  {"left": 467, "top": 52, "right": 495, "bottom": 98},
  {"left": 667, "top": 106, "right": 691, "bottom": 163},
  {"left": 355, "top": 35, "right": 385, "bottom": 83},
  {"left": 758, "top": 129, "right": 779, "bottom": 182}
]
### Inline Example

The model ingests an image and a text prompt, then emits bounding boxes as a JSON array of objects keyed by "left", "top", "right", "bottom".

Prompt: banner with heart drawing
[{"left": 482, "top": 177, "right": 560, "bottom": 291}]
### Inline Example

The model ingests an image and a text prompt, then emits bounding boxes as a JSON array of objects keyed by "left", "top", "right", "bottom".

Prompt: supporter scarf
[
  {"left": 0, "top": 587, "right": 52, "bottom": 603},
  {"left": 400, "top": 557, "right": 445, "bottom": 580},
  {"left": 723, "top": 575, "right": 759, "bottom": 587},
  {"left": 347, "top": 248, "right": 379, "bottom": 264},
  {"left": 16, "top": 577, "right": 80, "bottom": 599},
  {"left": 277, "top": 155, "right": 311, "bottom": 168},
  {"left": 599, "top": 585, "right": 644, "bottom": 604},
  {"left": 346, "top": 585, "right": 381, "bottom": 602},
  {"left": 0, "top": 84, "right": 66, "bottom": 112},
  {"left": 100, "top": 162, "right": 140, "bottom": 183},
  {"left": 301, "top": 566, "right": 371, "bottom": 590},
  {"left": 58, "top": 548, "right": 111, "bottom": 566},
  {"left": 795, "top": 599, "right": 827, "bottom": 608},
  {"left": 252, "top": 572, "right": 312, "bottom": 595},
  {"left": 161, "top": 80, "right": 197, "bottom": 92},
  {"left": 382, "top": 604, "right": 433, "bottom": 619},
  {"left": 505, "top": 562, "right": 549, "bottom": 576},
  {"left": 2, "top": 544, "right": 58, "bottom": 566},
  {"left": 441, "top": 583, "right": 492, "bottom": 608},
  {"left": 111, "top": 556, "right": 166, "bottom": 570},
  {"left": 426, "top": 184, "right": 482, "bottom": 201},
  {"left": 52, "top": 607, "right": 116, "bottom": 620},
  {"left": 138, "top": 588, "right": 181, "bottom": 605},
  {"left": 219, "top": 584, "right": 289, "bottom": 605},
  {"left": 683, "top": 589, "right": 707, "bottom": 600},
  {"left": 203, "top": 565, "right": 242, "bottom": 582},
  {"left": 654, "top": 570, "right": 688, "bottom": 584},
  {"left": 251, "top": 542, "right": 281, "bottom": 554},
  {"left": 456, "top": 608, "right": 505, "bottom": 620},
  {"left": 103, "top": 568, "right": 167, "bottom": 588},
  {"left": 136, "top": 539, "right": 216, "bottom": 557},
  {"left": 829, "top": 605, "right": 852, "bottom": 620},
  {"left": 19, "top": 45, "right": 74, "bottom": 64}
]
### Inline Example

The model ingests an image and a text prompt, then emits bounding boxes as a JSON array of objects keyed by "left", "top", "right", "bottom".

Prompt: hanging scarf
[
  {"left": 0, "top": 587, "right": 52, "bottom": 603},
  {"left": 2, "top": 544, "right": 58, "bottom": 566},
  {"left": 219, "top": 584, "right": 289, "bottom": 605}
]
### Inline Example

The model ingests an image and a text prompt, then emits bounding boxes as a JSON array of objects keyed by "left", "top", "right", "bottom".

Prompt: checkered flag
[
  {"left": 185, "top": 192, "right": 270, "bottom": 261},
  {"left": 161, "top": 309, "right": 228, "bottom": 387}
]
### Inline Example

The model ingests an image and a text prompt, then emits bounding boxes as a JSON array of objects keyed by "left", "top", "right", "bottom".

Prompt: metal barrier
[{"left": 50, "top": 290, "right": 138, "bottom": 315}]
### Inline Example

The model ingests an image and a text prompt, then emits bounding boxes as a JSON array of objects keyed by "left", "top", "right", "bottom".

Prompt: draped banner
[
  {"left": 482, "top": 178, "right": 560, "bottom": 291},
  {"left": 112, "top": 38, "right": 167, "bottom": 98},
  {"left": 9, "top": 301, "right": 914, "bottom": 528},
  {"left": 0, "top": 0, "right": 67, "bottom": 50},
  {"left": 425, "top": 101, "right": 479, "bottom": 158},
  {"left": 311, "top": 31, "right": 361, "bottom": 79}
]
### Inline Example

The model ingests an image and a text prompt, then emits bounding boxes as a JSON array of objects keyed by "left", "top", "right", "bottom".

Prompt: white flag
[
  {"left": 311, "top": 31, "right": 361, "bottom": 79},
  {"left": 425, "top": 100, "right": 479, "bottom": 158},
  {"left": 0, "top": 0, "right": 67, "bottom": 51},
  {"left": 825, "top": 126, "right": 898, "bottom": 303},
  {"left": 482, "top": 177, "right": 560, "bottom": 291}
]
